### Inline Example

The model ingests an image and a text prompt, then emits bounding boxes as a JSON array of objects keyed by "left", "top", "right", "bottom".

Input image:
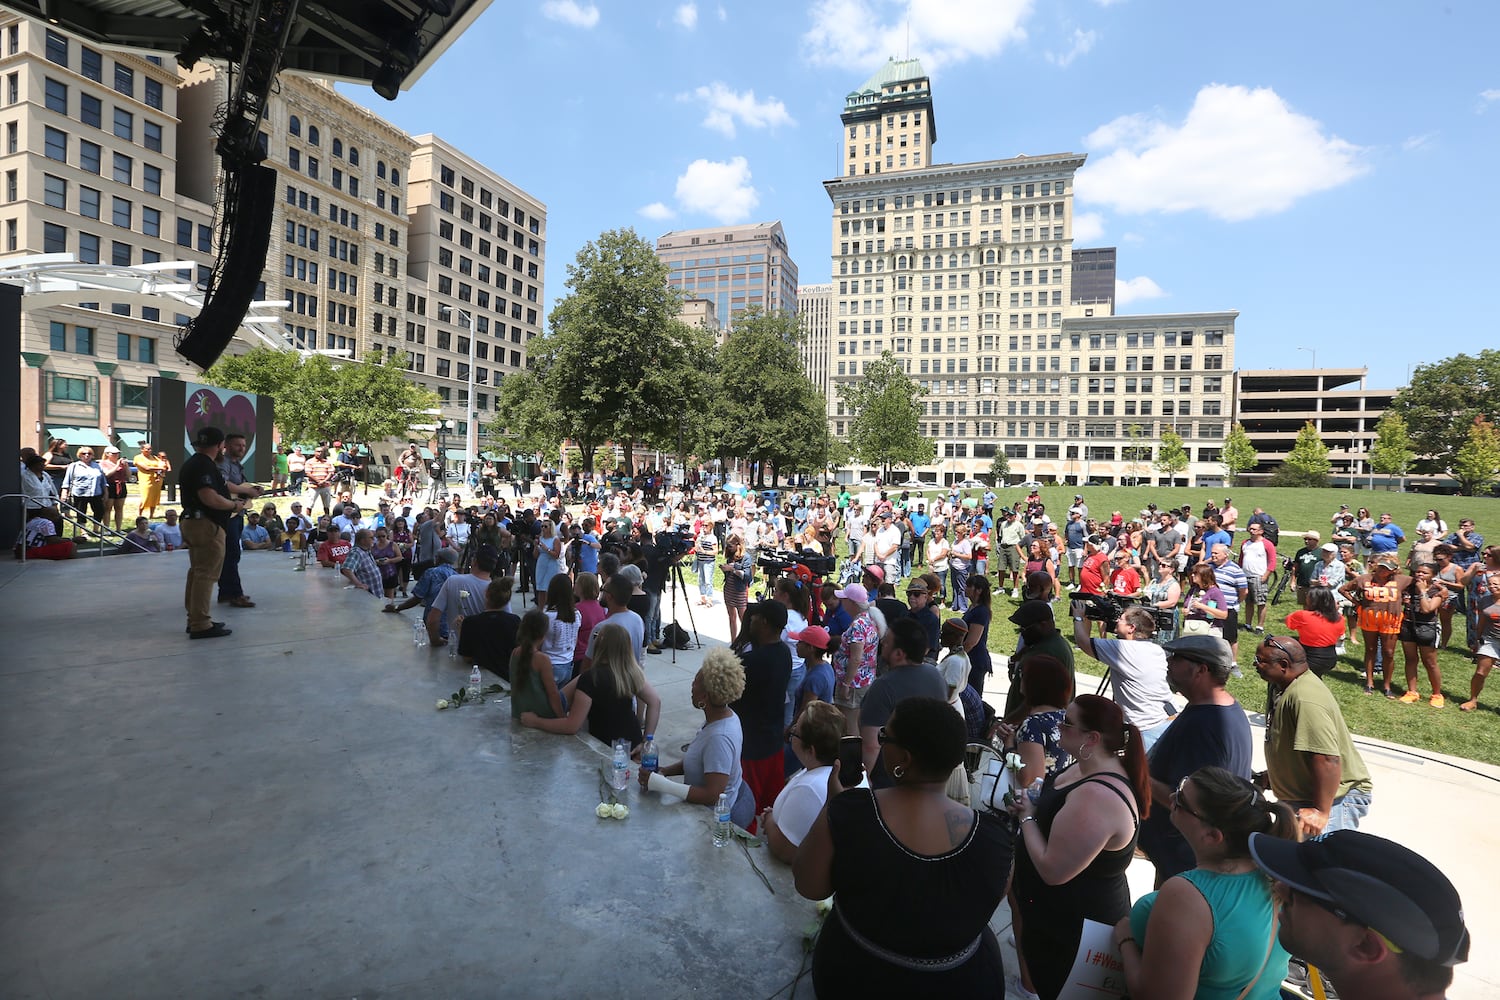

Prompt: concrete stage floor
[{"left": 1, "top": 551, "right": 1498, "bottom": 998}]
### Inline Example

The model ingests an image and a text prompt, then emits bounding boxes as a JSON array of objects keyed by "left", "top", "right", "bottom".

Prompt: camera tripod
[{"left": 663, "top": 558, "right": 701, "bottom": 663}]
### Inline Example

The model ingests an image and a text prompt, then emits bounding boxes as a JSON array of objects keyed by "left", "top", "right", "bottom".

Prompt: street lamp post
[
  {"left": 458, "top": 309, "right": 477, "bottom": 492},
  {"left": 1297, "top": 346, "right": 1316, "bottom": 370}
]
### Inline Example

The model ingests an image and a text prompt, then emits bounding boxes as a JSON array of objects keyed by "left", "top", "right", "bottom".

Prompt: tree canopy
[
  {"left": 511, "top": 227, "right": 715, "bottom": 471},
  {"left": 1369, "top": 412, "right": 1416, "bottom": 488},
  {"left": 1453, "top": 418, "right": 1500, "bottom": 496},
  {"left": 1154, "top": 430, "right": 1189, "bottom": 482},
  {"left": 695, "top": 309, "right": 827, "bottom": 486},
  {"left": 1221, "top": 423, "right": 1257, "bottom": 486},
  {"left": 1390, "top": 349, "right": 1500, "bottom": 476},
  {"left": 201, "top": 347, "right": 436, "bottom": 445},
  {"left": 1271, "top": 421, "right": 1333, "bottom": 487},
  {"left": 835, "top": 352, "right": 936, "bottom": 477}
]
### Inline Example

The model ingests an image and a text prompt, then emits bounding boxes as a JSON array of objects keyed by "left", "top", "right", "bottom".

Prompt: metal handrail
[{"left": 3, "top": 493, "right": 159, "bottom": 560}]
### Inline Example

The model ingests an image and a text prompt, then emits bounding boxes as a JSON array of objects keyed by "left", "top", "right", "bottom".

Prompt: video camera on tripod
[
  {"left": 1071, "top": 593, "right": 1176, "bottom": 642},
  {"left": 654, "top": 525, "right": 695, "bottom": 561},
  {"left": 757, "top": 548, "right": 837, "bottom": 579}
]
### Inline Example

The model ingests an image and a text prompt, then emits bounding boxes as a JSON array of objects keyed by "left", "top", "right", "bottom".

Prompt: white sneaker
[
  {"left": 1007, "top": 973, "right": 1040, "bottom": 1000},
  {"left": 1011, "top": 588, "right": 1021, "bottom": 599}
]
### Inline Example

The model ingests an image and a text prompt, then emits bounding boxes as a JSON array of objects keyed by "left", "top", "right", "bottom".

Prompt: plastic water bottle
[
  {"left": 468, "top": 664, "right": 482, "bottom": 702},
  {"left": 611, "top": 742, "right": 630, "bottom": 791},
  {"left": 641, "top": 735, "right": 658, "bottom": 776},
  {"left": 412, "top": 619, "right": 427, "bottom": 648},
  {"left": 713, "top": 792, "right": 732, "bottom": 847}
]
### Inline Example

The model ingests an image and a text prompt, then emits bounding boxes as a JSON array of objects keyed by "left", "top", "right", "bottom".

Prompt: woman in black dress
[
  {"left": 1007, "top": 693, "right": 1149, "bottom": 1000},
  {"left": 795, "top": 697, "right": 1010, "bottom": 994}
]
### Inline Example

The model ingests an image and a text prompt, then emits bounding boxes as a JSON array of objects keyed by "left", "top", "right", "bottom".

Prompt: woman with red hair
[{"left": 1007, "top": 694, "right": 1150, "bottom": 1000}]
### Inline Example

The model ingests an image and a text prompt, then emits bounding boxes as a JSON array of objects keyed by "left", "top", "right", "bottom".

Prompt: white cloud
[
  {"left": 639, "top": 202, "right": 676, "bottom": 221},
  {"left": 1072, "top": 211, "right": 1105, "bottom": 243},
  {"left": 674, "top": 157, "right": 760, "bottom": 223},
  {"left": 682, "top": 82, "right": 795, "bottom": 138},
  {"left": 1046, "top": 28, "right": 1096, "bottom": 68},
  {"left": 1477, "top": 89, "right": 1500, "bottom": 113},
  {"left": 717, "top": 4, "right": 728, "bottom": 20},
  {"left": 1115, "top": 276, "right": 1166, "bottom": 306},
  {"left": 1078, "top": 84, "right": 1368, "bottom": 222},
  {"left": 540, "top": 0, "right": 599, "bottom": 28},
  {"left": 802, "top": 0, "right": 1032, "bottom": 73},
  {"left": 674, "top": 3, "right": 698, "bottom": 29},
  {"left": 1092, "top": 0, "right": 1125, "bottom": 6},
  {"left": 1402, "top": 132, "right": 1436, "bottom": 152}
]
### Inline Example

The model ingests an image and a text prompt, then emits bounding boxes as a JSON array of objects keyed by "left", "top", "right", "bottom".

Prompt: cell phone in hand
[{"left": 838, "top": 735, "right": 863, "bottom": 787}]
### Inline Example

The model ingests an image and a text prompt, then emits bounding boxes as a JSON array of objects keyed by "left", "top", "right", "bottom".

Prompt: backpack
[
  {"left": 1260, "top": 515, "right": 1280, "bottom": 546},
  {"left": 662, "top": 622, "right": 693, "bottom": 649}
]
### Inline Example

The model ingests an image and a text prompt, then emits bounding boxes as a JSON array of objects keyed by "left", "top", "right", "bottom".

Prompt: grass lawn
[
  {"left": 97, "top": 481, "right": 1500, "bottom": 766},
  {"left": 821, "top": 484, "right": 1500, "bottom": 766}
]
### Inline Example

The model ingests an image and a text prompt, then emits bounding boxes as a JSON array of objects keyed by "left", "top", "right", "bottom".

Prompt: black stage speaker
[{"left": 177, "top": 162, "right": 277, "bottom": 369}]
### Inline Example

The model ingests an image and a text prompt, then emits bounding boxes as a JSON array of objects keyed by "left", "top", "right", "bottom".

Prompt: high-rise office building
[
  {"left": 406, "top": 134, "right": 546, "bottom": 453},
  {"left": 6, "top": 16, "right": 541, "bottom": 460},
  {"left": 2, "top": 16, "right": 217, "bottom": 451},
  {"left": 655, "top": 220, "right": 798, "bottom": 328},
  {"left": 824, "top": 58, "right": 1235, "bottom": 486},
  {"left": 796, "top": 282, "right": 832, "bottom": 397},
  {"left": 1070, "top": 246, "right": 1115, "bottom": 312}
]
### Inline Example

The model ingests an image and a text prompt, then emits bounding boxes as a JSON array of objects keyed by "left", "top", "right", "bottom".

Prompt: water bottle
[
  {"left": 468, "top": 664, "right": 482, "bottom": 702},
  {"left": 611, "top": 742, "right": 630, "bottom": 791},
  {"left": 641, "top": 735, "right": 658, "bottom": 776},
  {"left": 412, "top": 619, "right": 427, "bottom": 648},
  {"left": 713, "top": 792, "right": 733, "bottom": 847}
]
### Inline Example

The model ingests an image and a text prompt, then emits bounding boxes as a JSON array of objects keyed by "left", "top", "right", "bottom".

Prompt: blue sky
[{"left": 346, "top": 0, "right": 1500, "bottom": 390}]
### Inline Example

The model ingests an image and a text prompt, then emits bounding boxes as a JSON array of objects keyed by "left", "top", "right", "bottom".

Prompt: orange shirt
[{"left": 304, "top": 457, "right": 336, "bottom": 486}]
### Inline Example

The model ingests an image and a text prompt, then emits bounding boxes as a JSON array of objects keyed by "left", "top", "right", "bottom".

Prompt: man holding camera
[{"left": 1070, "top": 600, "right": 1175, "bottom": 749}]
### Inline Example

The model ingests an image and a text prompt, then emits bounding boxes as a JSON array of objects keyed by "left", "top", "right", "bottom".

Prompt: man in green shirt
[
  {"left": 1254, "top": 635, "right": 1372, "bottom": 838},
  {"left": 1005, "top": 600, "right": 1076, "bottom": 716}
]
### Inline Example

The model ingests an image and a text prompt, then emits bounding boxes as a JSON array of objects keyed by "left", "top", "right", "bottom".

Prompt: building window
[
  {"left": 114, "top": 63, "right": 134, "bottom": 97},
  {"left": 43, "top": 174, "right": 66, "bottom": 209},
  {"left": 44, "top": 77, "right": 67, "bottom": 114},
  {"left": 137, "top": 337, "right": 156, "bottom": 363},
  {"left": 77, "top": 139, "right": 100, "bottom": 174},
  {"left": 141, "top": 206, "right": 160, "bottom": 237},
  {"left": 45, "top": 29, "right": 69, "bottom": 66},
  {"left": 111, "top": 240, "right": 130, "bottom": 265},
  {"left": 43, "top": 222, "right": 67, "bottom": 253},
  {"left": 177, "top": 218, "right": 192, "bottom": 247},
  {"left": 113, "top": 108, "right": 133, "bottom": 141},
  {"left": 44, "top": 126, "right": 67, "bottom": 162},
  {"left": 143, "top": 163, "right": 161, "bottom": 195},
  {"left": 79, "top": 92, "right": 104, "bottom": 128},
  {"left": 143, "top": 120, "right": 162, "bottom": 152},
  {"left": 117, "top": 332, "right": 132, "bottom": 360},
  {"left": 112, "top": 151, "right": 132, "bottom": 184},
  {"left": 78, "top": 232, "right": 99, "bottom": 263},
  {"left": 51, "top": 375, "right": 89, "bottom": 402},
  {"left": 112, "top": 196, "right": 131, "bottom": 228},
  {"left": 145, "top": 77, "right": 163, "bottom": 110}
]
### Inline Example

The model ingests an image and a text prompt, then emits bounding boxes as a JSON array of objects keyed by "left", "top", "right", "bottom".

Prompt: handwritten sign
[{"left": 1057, "top": 918, "right": 1128, "bottom": 999}]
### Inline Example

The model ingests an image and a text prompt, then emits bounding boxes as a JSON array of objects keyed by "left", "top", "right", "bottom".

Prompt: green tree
[
  {"left": 199, "top": 347, "right": 435, "bottom": 445},
  {"left": 1123, "top": 423, "right": 1152, "bottom": 486},
  {"left": 491, "top": 368, "right": 566, "bottom": 461},
  {"left": 1271, "top": 421, "right": 1333, "bottom": 487},
  {"left": 988, "top": 451, "right": 1010, "bottom": 485},
  {"left": 695, "top": 309, "right": 826, "bottom": 487},
  {"left": 836, "top": 352, "right": 936, "bottom": 478},
  {"left": 1390, "top": 349, "right": 1500, "bottom": 474},
  {"left": 1221, "top": 423, "right": 1258, "bottom": 486},
  {"left": 1453, "top": 417, "right": 1500, "bottom": 496},
  {"left": 540, "top": 228, "right": 715, "bottom": 472},
  {"left": 1154, "top": 430, "right": 1189, "bottom": 482},
  {"left": 1369, "top": 412, "right": 1416, "bottom": 492}
]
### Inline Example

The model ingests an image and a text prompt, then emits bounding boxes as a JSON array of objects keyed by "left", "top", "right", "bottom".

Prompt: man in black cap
[
  {"left": 1005, "top": 600, "right": 1075, "bottom": 716},
  {"left": 1137, "top": 634, "right": 1254, "bottom": 884},
  {"left": 1250, "top": 830, "right": 1468, "bottom": 1000},
  {"left": 177, "top": 426, "right": 241, "bottom": 639}
]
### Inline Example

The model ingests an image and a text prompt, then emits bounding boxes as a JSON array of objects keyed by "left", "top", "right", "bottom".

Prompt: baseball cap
[
  {"left": 863, "top": 564, "right": 886, "bottom": 583},
  {"left": 790, "top": 563, "right": 815, "bottom": 585},
  {"left": 1373, "top": 554, "right": 1400, "bottom": 570},
  {"left": 833, "top": 583, "right": 870, "bottom": 604},
  {"left": 787, "top": 625, "right": 832, "bottom": 651},
  {"left": 1249, "top": 830, "right": 1469, "bottom": 966},
  {"left": 1008, "top": 600, "right": 1054, "bottom": 628},
  {"left": 1321, "top": 542, "right": 1339, "bottom": 553},
  {"left": 1074, "top": 494, "right": 1083, "bottom": 500},
  {"left": 1161, "top": 634, "right": 1234, "bottom": 669}
]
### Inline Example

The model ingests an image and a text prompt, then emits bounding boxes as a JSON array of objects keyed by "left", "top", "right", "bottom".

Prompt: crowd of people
[{"left": 16, "top": 435, "right": 1480, "bottom": 998}]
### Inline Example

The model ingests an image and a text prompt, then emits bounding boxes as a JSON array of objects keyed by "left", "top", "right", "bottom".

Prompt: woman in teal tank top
[{"left": 1115, "top": 766, "right": 1298, "bottom": 999}]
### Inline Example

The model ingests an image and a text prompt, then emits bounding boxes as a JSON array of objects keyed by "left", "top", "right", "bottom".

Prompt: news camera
[{"left": 757, "top": 549, "right": 837, "bottom": 578}]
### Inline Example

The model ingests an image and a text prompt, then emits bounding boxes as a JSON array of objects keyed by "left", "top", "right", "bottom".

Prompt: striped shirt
[
  {"left": 1212, "top": 560, "right": 1249, "bottom": 610},
  {"left": 304, "top": 456, "right": 336, "bottom": 487}
]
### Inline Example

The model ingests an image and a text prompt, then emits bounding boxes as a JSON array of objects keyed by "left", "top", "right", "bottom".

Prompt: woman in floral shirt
[{"left": 830, "top": 582, "right": 886, "bottom": 734}]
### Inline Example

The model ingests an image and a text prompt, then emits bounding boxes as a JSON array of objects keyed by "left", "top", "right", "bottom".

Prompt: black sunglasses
[
  {"left": 876, "top": 726, "right": 899, "bottom": 746},
  {"left": 1171, "top": 776, "right": 1211, "bottom": 824}
]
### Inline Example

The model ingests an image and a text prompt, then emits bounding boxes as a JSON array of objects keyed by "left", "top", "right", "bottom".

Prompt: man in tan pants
[{"left": 177, "top": 426, "right": 246, "bottom": 639}]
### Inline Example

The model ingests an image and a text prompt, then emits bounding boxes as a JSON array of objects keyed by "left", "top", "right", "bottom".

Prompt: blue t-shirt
[
  {"left": 799, "top": 659, "right": 835, "bottom": 706},
  {"left": 1368, "top": 523, "right": 1404, "bottom": 553},
  {"left": 1065, "top": 518, "right": 1087, "bottom": 548},
  {"left": 1203, "top": 529, "right": 1232, "bottom": 552},
  {"left": 1139, "top": 702, "right": 1254, "bottom": 882},
  {"left": 414, "top": 564, "right": 457, "bottom": 637},
  {"left": 578, "top": 532, "right": 600, "bottom": 574},
  {"left": 909, "top": 512, "right": 930, "bottom": 539},
  {"left": 823, "top": 604, "right": 852, "bottom": 640},
  {"left": 241, "top": 525, "right": 270, "bottom": 546}
]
